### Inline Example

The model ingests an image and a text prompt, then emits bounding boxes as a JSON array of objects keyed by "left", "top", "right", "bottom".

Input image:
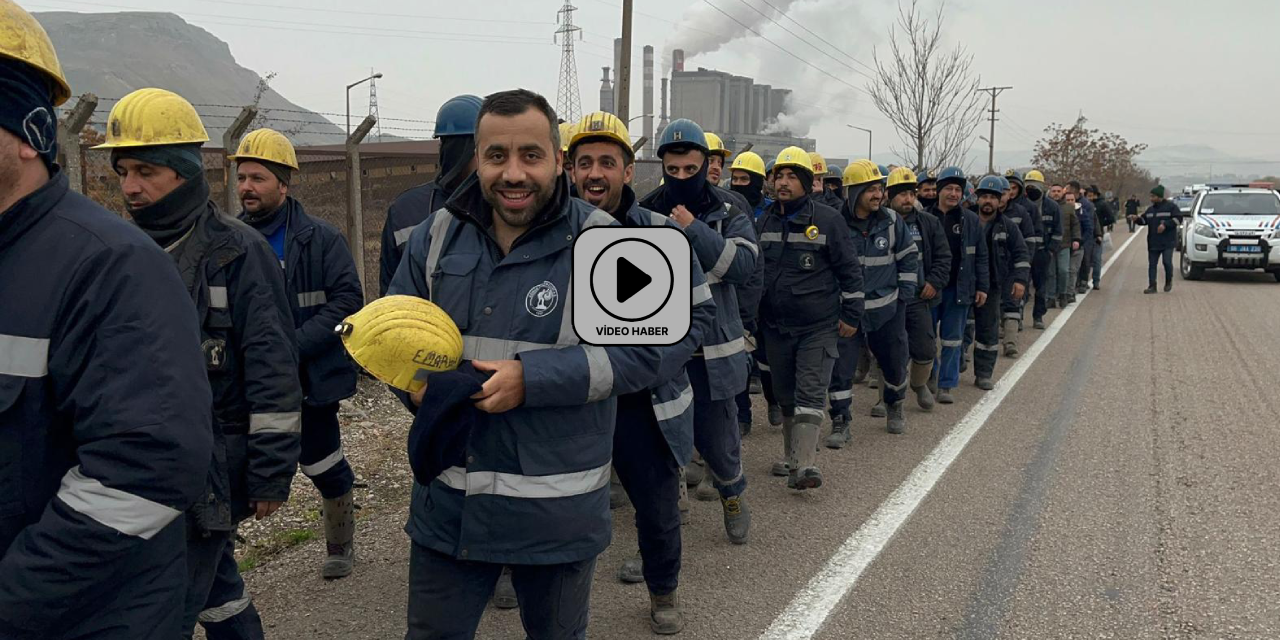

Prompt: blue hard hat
[
  {"left": 936, "top": 166, "right": 965, "bottom": 188},
  {"left": 877, "top": 164, "right": 890, "bottom": 179},
  {"left": 765, "top": 159, "right": 776, "bottom": 172},
  {"left": 657, "top": 118, "right": 708, "bottom": 157},
  {"left": 433, "top": 94, "right": 484, "bottom": 138},
  {"left": 975, "top": 175, "right": 1005, "bottom": 196}
]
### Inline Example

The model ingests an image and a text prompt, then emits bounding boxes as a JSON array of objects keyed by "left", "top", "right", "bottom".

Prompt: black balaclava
[
  {"left": 731, "top": 173, "right": 765, "bottom": 209},
  {"left": 0, "top": 59, "right": 59, "bottom": 172},
  {"left": 664, "top": 161, "right": 710, "bottom": 209},
  {"left": 918, "top": 180, "right": 938, "bottom": 210},
  {"left": 1026, "top": 184, "right": 1044, "bottom": 201},
  {"left": 437, "top": 135, "right": 477, "bottom": 195},
  {"left": 126, "top": 172, "right": 211, "bottom": 248}
]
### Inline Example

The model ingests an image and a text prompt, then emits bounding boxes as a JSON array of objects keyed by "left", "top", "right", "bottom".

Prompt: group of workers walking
[{"left": 1, "top": 2, "right": 1176, "bottom": 638}]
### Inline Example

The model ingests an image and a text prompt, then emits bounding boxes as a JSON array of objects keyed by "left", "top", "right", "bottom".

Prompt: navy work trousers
[
  {"left": 300, "top": 402, "right": 355, "bottom": 500},
  {"left": 688, "top": 357, "right": 747, "bottom": 498},
  {"left": 612, "top": 390, "right": 682, "bottom": 595},
  {"left": 829, "top": 302, "right": 909, "bottom": 417},
  {"left": 183, "top": 530, "right": 264, "bottom": 640}
]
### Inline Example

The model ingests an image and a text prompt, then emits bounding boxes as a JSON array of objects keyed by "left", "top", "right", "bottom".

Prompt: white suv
[{"left": 1180, "top": 188, "right": 1280, "bottom": 281}]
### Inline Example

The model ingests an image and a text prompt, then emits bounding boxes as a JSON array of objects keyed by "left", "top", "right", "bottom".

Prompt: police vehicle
[{"left": 1179, "top": 187, "right": 1280, "bottom": 281}]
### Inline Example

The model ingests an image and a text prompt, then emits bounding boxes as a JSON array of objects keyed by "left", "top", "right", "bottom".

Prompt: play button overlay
[
  {"left": 574, "top": 226, "right": 691, "bottom": 346},
  {"left": 616, "top": 257, "right": 652, "bottom": 304}
]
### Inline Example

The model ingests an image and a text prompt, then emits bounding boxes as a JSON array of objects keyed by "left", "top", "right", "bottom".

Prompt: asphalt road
[{"left": 245, "top": 227, "right": 1280, "bottom": 639}]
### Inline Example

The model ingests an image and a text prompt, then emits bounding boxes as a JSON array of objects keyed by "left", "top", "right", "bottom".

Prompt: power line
[
  {"left": 752, "top": 0, "right": 877, "bottom": 75},
  {"left": 699, "top": 0, "right": 871, "bottom": 98},
  {"left": 733, "top": 0, "right": 873, "bottom": 82}
]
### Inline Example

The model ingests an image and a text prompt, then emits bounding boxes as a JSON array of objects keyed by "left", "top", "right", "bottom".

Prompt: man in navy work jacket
[
  {"left": 234, "top": 128, "right": 365, "bottom": 579},
  {"left": 96, "top": 87, "right": 302, "bottom": 640},
  {"left": 0, "top": 10, "right": 212, "bottom": 637},
  {"left": 971, "top": 176, "right": 1030, "bottom": 391},
  {"left": 640, "top": 118, "right": 759, "bottom": 545},
  {"left": 389, "top": 89, "right": 684, "bottom": 640},
  {"left": 567, "top": 110, "right": 716, "bottom": 634},
  {"left": 756, "top": 148, "right": 863, "bottom": 490},
  {"left": 1131, "top": 184, "right": 1182, "bottom": 294},
  {"left": 828, "top": 160, "right": 918, "bottom": 438},
  {"left": 928, "top": 167, "right": 990, "bottom": 405},
  {"left": 379, "top": 94, "right": 483, "bottom": 296}
]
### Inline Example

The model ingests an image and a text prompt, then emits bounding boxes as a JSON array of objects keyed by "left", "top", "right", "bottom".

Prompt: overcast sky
[{"left": 26, "top": 0, "right": 1280, "bottom": 165}]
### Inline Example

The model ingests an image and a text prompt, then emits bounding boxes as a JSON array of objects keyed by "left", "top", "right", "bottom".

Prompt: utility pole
[
  {"left": 976, "top": 86, "right": 1012, "bottom": 174},
  {"left": 616, "top": 0, "right": 633, "bottom": 124}
]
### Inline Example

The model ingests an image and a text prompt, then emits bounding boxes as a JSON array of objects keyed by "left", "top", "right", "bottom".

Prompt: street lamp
[
  {"left": 346, "top": 72, "right": 384, "bottom": 137},
  {"left": 846, "top": 124, "right": 872, "bottom": 159}
]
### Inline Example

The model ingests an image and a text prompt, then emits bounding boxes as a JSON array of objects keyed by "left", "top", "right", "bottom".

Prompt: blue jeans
[
  {"left": 931, "top": 289, "right": 971, "bottom": 391},
  {"left": 1148, "top": 247, "right": 1174, "bottom": 285}
]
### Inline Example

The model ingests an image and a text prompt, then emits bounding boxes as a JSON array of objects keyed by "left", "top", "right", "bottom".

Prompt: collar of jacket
[
  {"left": 640, "top": 180, "right": 728, "bottom": 223},
  {"left": 241, "top": 195, "right": 296, "bottom": 236},
  {"left": 0, "top": 170, "right": 68, "bottom": 252},
  {"left": 844, "top": 202, "right": 892, "bottom": 234},
  {"left": 766, "top": 195, "right": 814, "bottom": 225},
  {"left": 613, "top": 185, "right": 641, "bottom": 226},
  {"left": 445, "top": 170, "right": 573, "bottom": 253}
]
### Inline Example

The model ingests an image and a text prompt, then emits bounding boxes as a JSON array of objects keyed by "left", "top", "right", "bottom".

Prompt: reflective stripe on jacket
[
  {"left": 757, "top": 198, "right": 864, "bottom": 333},
  {"left": 846, "top": 207, "right": 919, "bottom": 331}
]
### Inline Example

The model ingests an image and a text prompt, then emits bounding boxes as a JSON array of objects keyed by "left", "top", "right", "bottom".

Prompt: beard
[
  {"left": 979, "top": 203, "right": 997, "bottom": 216},
  {"left": 483, "top": 178, "right": 554, "bottom": 229}
]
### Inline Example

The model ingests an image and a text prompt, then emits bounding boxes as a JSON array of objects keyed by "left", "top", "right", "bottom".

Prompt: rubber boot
[
  {"left": 321, "top": 491, "right": 355, "bottom": 579},
  {"left": 493, "top": 567, "right": 518, "bottom": 609},
  {"left": 618, "top": 551, "right": 644, "bottom": 584},
  {"left": 823, "top": 415, "right": 851, "bottom": 449},
  {"left": 683, "top": 459, "right": 704, "bottom": 486},
  {"left": 721, "top": 493, "right": 750, "bottom": 544},
  {"left": 867, "top": 361, "right": 881, "bottom": 389},
  {"left": 787, "top": 415, "right": 823, "bottom": 491},
  {"left": 677, "top": 467, "right": 690, "bottom": 524},
  {"left": 1002, "top": 319, "right": 1020, "bottom": 358},
  {"left": 870, "top": 384, "right": 887, "bottom": 418},
  {"left": 771, "top": 417, "right": 794, "bottom": 477},
  {"left": 695, "top": 472, "right": 718, "bottom": 502},
  {"left": 910, "top": 360, "right": 935, "bottom": 412},
  {"left": 768, "top": 404, "right": 783, "bottom": 427},
  {"left": 886, "top": 401, "right": 906, "bottom": 435},
  {"left": 650, "top": 589, "right": 685, "bottom": 635},
  {"left": 927, "top": 367, "right": 939, "bottom": 396}
]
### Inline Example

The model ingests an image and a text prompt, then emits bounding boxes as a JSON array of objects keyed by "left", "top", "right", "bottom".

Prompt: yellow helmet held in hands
[
  {"left": 0, "top": 0, "right": 72, "bottom": 105},
  {"left": 570, "top": 111, "right": 633, "bottom": 160},
  {"left": 886, "top": 166, "right": 917, "bottom": 190},
  {"left": 229, "top": 128, "right": 298, "bottom": 170},
  {"left": 808, "top": 152, "right": 828, "bottom": 176},
  {"left": 729, "top": 151, "right": 766, "bottom": 178},
  {"left": 558, "top": 122, "right": 578, "bottom": 154},
  {"left": 842, "top": 159, "right": 883, "bottom": 187},
  {"left": 94, "top": 88, "right": 210, "bottom": 149},
  {"left": 773, "top": 146, "right": 814, "bottom": 176},
  {"left": 336, "top": 295, "right": 464, "bottom": 394},
  {"left": 704, "top": 132, "right": 731, "bottom": 159},
  {"left": 1023, "top": 169, "right": 1046, "bottom": 184}
]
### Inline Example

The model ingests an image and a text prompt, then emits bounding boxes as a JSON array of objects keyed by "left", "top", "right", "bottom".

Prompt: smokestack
[
  {"left": 672, "top": 49, "right": 685, "bottom": 73},
  {"left": 659, "top": 77, "right": 669, "bottom": 138},
  {"left": 600, "top": 67, "right": 614, "bottom": 115},
  {"left": 613, "top": 38, "right": 623, "bottom": 117},
  {"left": 643, "top": 45, "right": 654, "bottom": 159}
]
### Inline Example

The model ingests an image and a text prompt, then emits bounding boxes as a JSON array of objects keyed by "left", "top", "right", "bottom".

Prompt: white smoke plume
[
  {"left": 760, "top": 96, "right": 821, "bottom": 136},
  {"left": 661, "top": 0, "right": 804, "bottom": 75}
]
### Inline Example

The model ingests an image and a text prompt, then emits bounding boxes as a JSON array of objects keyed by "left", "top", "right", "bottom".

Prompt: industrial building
[{"left": 599, "top": 47, "right": 812, "bottom": 161}]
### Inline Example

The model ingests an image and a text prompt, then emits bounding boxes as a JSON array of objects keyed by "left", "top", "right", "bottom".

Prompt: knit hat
[
  {"left": 111, "top": 143, "right": 205, "bottom": 180},
  {"left": 1150, "top": 185, "right": 1165, "bottom": 198},
  {"left": 0, "top": 59, "right": 58, "bottom": 171}
]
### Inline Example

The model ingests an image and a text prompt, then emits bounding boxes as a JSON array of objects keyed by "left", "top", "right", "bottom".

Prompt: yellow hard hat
[
  {"left": 842, "top": 159, "right": 883, "bottom": 187},
  {"left": 94, "top": 88, "right": 209, "bottom": 149},
  {"left": 0, "top": 0, "right": 71, "bottom": 106},
  {"left": 729, "top": 151, "right": 766, "bottom": 178},
  {"left": 229, "top": 128, "right": 298, "bottom": 170},
  {"left": 558, "top": 122, "right": 578, "bottom": 153},
  {"left": 773, "top": 146, "right": 814, "bottom": 176},
  {"left": 886, "top": 166, "right": 917, "bottom": 190},
  {"left": 704, "top": 132, "right": 731, "bottom": 158},
  {"left": 569, "top": 111, "right": 633, "bottom": 160},
  {"left": 1024, "top": 169, "right": 1046, "bottom": 184},
  {"left": 336, "top": 295, "right": 463, "bottom": 394},
  {"left": 808, "top": 152, "right": 827, "bottom": 176}
]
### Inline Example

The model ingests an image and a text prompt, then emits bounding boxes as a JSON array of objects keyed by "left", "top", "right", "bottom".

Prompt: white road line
[{"left": 760, "top": 229, "right": 1147, "bottom": 640}]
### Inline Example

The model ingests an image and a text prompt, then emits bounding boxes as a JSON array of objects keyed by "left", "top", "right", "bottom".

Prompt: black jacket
[
  {"left": 270, "top": 198, "right": 364, "bottom": 406},
  {"left": 1094, "top": 198, "right": 1117, "bottom": 228},
  {"left": 0, "top": 174, "right": 212, "bottom": 636},
  {"left": 757, "top": 198, "right": 864, "bottom": 333},
  {"left": 1137, "top": 199, "right": 1182, "bottom": 251},
  {"left": 175, "top": 204, "right": 302, "bottom": 528},
  {"left": 982, "top": 213, "right": 1031, "bottom": 309},
  {"left": 380, "top": 181, "right": 448, "bottom": 296},
  {"left": 902, "top": 208, "right": 951, "bottom": 306}
]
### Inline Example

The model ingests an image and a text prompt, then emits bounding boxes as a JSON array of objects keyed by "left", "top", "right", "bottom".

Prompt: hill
[{"left": 36, "top": 11, "right": 348, "bottom": 146}]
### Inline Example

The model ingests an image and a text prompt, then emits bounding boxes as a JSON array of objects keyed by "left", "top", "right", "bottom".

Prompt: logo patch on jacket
[
  {"left": 875, "top": 236, "right": 889, "bottom": 251},
  {"left": 799, "top": 253, "right": 815, "bottom": 270},
  {"left": 526, "top": 281, "right": 559, "bottom": 317}
]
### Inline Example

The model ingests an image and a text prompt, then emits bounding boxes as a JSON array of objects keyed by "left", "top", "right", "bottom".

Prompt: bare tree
[
  {"left": 868, "top": 0, "right": 984, "bottom": 170},
  {"left": 1032, "top": 115, "right": 1152, "bottom": 196}
]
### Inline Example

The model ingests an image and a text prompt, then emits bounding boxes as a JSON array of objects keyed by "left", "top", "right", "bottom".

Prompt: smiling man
[
  {"left": 389, "top": 89, "right": 683, "bottom": 640},
  {"left": 232, "top": 128, "right": 364, "bottom": 580}
]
